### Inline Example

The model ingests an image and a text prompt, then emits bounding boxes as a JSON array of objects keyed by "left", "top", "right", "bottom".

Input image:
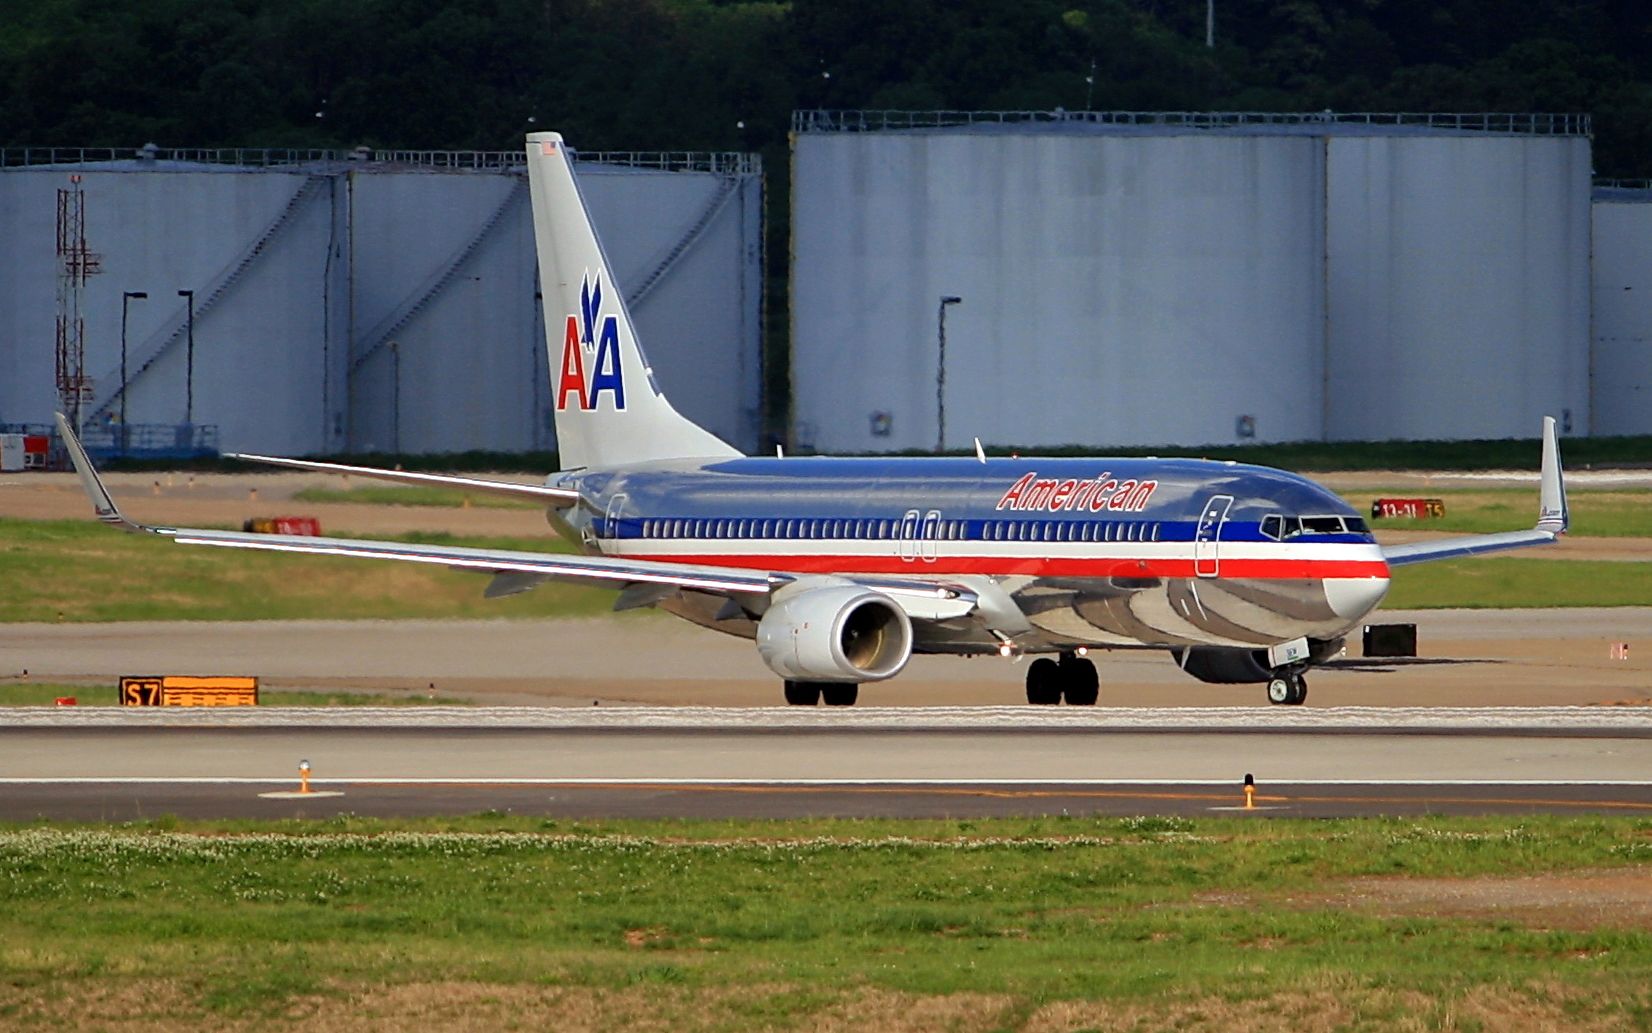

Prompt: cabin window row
[
  {"left": 637, "top": 518, "right": 932, "bottom": 540},
  {"left": 628, "top": 518, "right": 1162, "bottom": 543}
]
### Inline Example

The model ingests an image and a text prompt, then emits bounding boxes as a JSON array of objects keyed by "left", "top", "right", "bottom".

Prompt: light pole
[
  {"left": 119, "top": 291, "right": 148, "bottom": 443},
  {"left": 937, "top": 295, "right": 962, "bottom": 453},
  {"left": 177, "top": 289, "right": 195, "bottom": 425},
  {"left": 389, "top": 340, "right": 401, "bottom": 454}
]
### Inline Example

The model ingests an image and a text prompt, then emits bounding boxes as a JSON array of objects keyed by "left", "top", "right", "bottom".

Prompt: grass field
[
  {"left": 1358, "top": 487, "right": 1652, "bottom": 538},
  {"left": 1383, "top": 557, "right": 1652, "bottom": 607},
  {"left": 4, "top": 482, "right": 1648, "bottom": 623},
  {"left": 0, "top": 520, "right": 614, "bottom": 622},
  {"left": 101, "top": 433, "right": 1652, "bottom": 474},
  {"left": 292, "top": 485, "right": 538, "bottom": 509},
  {"left": 0, "top": 815, "right": 1648, "bottom": 1030}
]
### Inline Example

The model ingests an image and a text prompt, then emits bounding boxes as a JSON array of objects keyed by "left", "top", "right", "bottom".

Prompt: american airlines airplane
[{"left": 57, "top": 131, "right": 1571, "bottom": 707}]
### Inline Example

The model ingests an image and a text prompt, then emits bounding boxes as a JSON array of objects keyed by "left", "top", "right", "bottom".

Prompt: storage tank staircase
[
  {"left": 624, "top": 171, "right": 743, "bottom": 308},
  {"left": 87, "top": 174, "right": 331, "bottom": 425},
  {"left": 349, "top": 177, "right": 527, "bottom": 379}
]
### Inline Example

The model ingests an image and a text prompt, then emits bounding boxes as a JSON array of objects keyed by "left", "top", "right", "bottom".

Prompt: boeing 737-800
[{"left": 57, "top": 131, "right": 1570, "bottom": 706}]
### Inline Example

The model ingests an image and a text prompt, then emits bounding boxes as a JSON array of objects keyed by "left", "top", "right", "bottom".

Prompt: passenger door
[
  {"left": 897, "top": 508, "right": 921, "bottom": 562},
  {"left": 1193, "top": 495, "right": 1233, "bottom": 578}
]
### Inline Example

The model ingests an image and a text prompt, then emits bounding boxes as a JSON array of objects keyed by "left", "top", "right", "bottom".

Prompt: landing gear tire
[
  {"left": 1025, "top": 658, "right": 1062, "bottom": 705},
  {"left": 1059, "top": 653, "right": 1100, "bottom": 706},
  {"left": 821, "top": 684, "right": 859, "bottom": 707},
  {"left": 783, "top": 680, "right": 822, "bottom": 706},
  {"left": 1266, "top": 673, "right": 1308, "bottom": 706}
]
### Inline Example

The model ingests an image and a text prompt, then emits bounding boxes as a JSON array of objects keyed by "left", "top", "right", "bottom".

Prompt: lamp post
[
  {"left": 177, "top": 289, "right": 195, "bottom": 425},
  {"left": 389, "top": 340, "right": 401, "bottom": 454},
  {"left": 937, "top": 295, "right": 962, "bottom": 453},
  {"left": 119, "top": 291, "right": 148, "bottom": 444}
]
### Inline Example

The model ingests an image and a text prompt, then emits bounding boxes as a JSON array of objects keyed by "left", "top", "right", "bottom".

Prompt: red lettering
[
  {"left": 556, "top": 316, "right": 589, "bottom": 411},
  {"left": 1050, "top": 480, "right": 1077, "bottom": 509},
  {"left": 996, "top": 473, "right": 1036, "bottom": 511},
  {"left": 1090, "top": 480, "right": 1118, "bottom": 512},
  {"left": 1072, "top": 479, "right": 1096, "bottom": 510},
  {"left": 1108, "top": 480, "right": 1138, "bottom": 511},
  {"left": 1025, "top": 479, "right": 1059, "bottom": 509}
]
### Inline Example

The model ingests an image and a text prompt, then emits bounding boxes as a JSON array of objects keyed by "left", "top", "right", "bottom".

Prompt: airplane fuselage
[{"left": 558, "top": 455, "right": 1391, "bottom": 656}]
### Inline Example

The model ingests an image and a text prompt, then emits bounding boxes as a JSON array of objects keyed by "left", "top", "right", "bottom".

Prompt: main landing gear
[
  {"left": 1025, "top": 651, "right": 1100, "bottom": 706},
  {"left": 783, "top": 680, "right": 859, "bottom": 706},
  {"left": 1265, "top": 671, "right": 1308, "bottom": 706}
]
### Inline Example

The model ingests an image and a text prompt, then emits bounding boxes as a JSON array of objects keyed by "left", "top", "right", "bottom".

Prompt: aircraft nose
[{"left": 1324, "top": 577, "right": 1390, "bottom": 620}]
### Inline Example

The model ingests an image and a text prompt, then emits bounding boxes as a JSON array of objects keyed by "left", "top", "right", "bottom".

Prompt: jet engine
[{"left": 756, "top": 586, "right": 913, "bottom": 682}]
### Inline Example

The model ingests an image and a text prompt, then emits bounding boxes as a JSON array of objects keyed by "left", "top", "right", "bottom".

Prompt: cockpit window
[{"left": 1262, "top": 514, "right": 1367, "bottom": 539}]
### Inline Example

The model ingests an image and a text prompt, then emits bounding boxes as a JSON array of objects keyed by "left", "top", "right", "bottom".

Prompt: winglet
[
  {"left": 1537, "top": 414, "right": 1568, "bottom": 535},
  {"left": 53, "top": 412, "right": 157, "bottom": 534}
]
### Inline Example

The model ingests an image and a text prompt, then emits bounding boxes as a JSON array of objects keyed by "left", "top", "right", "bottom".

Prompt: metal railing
[
  {"left": 792, "top": 109, "right": 1593, "bottom": 136},
  {"left": 76, "top": 423, "right": 219, "bottom": 460},
  {"left": 1, "top": 145, "right": 761, "bottom": 175},
  {"left": 1596, "top": 179, "right": 1652, "bottom": 190}
]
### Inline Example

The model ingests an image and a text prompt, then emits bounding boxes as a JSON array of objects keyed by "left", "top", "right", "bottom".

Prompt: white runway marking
[{"left": 6, "top": 705, "right": 1652, "bottom": 732}]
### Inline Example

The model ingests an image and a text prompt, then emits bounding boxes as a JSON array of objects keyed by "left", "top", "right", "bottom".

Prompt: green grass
[
  {"left": 97, "top": 434, "right": 1652, "bottom": 474},
  {"left": 292, "top": 485, "right": 538, "bottom": 509},
  {"left": 0, "top": 815, "right": 1648, "bottom": 1029},
  {"left": 1385, "top": 557, "right": 1652, "bottom": 608},
  {"left": 1349, "top": 487, "right": 1652, "bottom": 538},
  {"left": 0, "top": 682, "right": 468, "bottom": 706},
  {"left": 0, "top": 519, "right": 616, "bottom": 622}
]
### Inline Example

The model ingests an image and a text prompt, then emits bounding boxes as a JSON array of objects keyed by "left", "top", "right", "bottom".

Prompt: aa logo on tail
[{"left": 557, "top": 273, "right": 626, "bottom": 411}]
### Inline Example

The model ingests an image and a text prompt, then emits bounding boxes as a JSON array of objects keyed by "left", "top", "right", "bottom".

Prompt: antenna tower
[{"left": 55, "top": 175, "right": 102, "bottom": 431}]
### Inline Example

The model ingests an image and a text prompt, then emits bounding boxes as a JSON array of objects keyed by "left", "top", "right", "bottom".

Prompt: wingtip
[
  {"left": 53, "top": 411, "right": 143, "bottom": 532},
  {"left": 1537, "top": 414, "right": 1568, "bottom": 535}
]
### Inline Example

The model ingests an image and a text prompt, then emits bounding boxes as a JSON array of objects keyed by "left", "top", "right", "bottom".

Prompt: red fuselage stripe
[{"left": 628, "top": 553, "right": 1391, "bottom": 580}]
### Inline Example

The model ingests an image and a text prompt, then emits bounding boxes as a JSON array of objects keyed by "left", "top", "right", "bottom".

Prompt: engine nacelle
[
  {"left": 1171, "top": 637, "right": 1346, "bottom": 684},
  {"left": 1171, "top": 646, "right": 1273, "bottom": 684},
  {"left": 756, "top": 586, "right": 913, "bottom": 683}
]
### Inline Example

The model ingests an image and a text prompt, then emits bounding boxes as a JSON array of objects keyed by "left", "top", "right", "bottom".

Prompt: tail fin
[{"left": 525, "top": 132, "right": 740, "bottom": 470}]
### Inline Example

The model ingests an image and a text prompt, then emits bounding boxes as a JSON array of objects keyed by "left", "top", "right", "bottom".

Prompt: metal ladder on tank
[
  {"left": 624, "top": 172, "right": 744, "bottom": 309},
  {"left": 86, "top": 175, "right": 332, "bottom": 425},
  {"left": 348, "top": 178, "right": 528, "bottom": 380}
]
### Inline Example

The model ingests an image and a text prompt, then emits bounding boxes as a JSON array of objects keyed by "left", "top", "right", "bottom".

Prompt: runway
[{"left": 4, "top": 707, "right": 1649, "bottom": 819}]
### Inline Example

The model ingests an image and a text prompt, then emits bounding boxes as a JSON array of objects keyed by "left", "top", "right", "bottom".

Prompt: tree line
[{"left": 1, "top": 0, "right": 1648, "bottom": 175}]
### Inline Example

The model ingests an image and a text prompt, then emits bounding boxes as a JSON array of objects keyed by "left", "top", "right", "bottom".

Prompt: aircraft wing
[
  {"left": 54, "top": 414, "right": 977, "bottom": 614},
  {"left": 58, "top": 413, "right": 769, "bottom": 595},
  {"left": 226, "top": 452, "right": 580, "bottom": 508},
  {"left": 1379, "top": 416, "right": 1569, "bottom": 567}
]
